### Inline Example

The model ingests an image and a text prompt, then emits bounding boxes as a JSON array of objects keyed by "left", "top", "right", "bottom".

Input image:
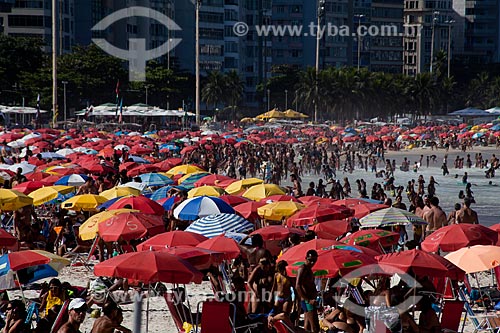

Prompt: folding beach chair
[
  {"left": 459, "top": 289, "right": 500, "bottom": 333},
  {"left": 197, "top": 299, "right": 260, "bottom": 333},
  {"left": 273, "top": 320, "right": 296, "bottom": 333},
  {"left": 440, "top": 299, "right": 465, "bottom": 333},
  {"left": 64, "top": 236, "right": 99, "bottom": 271},
  {"left": 50, "top": 300, "right": 70, "bottom": 333},
  {"left": 164, "top": 293, "right": 188, "bottom": 332}
]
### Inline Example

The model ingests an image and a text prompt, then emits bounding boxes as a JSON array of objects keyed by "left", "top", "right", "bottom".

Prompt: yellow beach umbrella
[
  {"left": 283, "top": 109, "right": 308, "bottom": 119},
  {"left": 61, "top": 194, "right": 107, "bottom": 211},
  {"left": 28, "top": 186, "right": 75, "bottom": 206},
  {"left": 0, "top": 189, "right": 33, "bottom": 211},
  {"left": 225, "top": 178, "right": 264, "bottom": 195},
  {"left": 100, "top": 186, "right": 140, "bottom": 200},
  {"left": 256, "top": 109, "right": 286, "bottom": 120},
  {"left": 165, "top": 164, "right": 204, "bottom": 177},
  {"left": 242, "top": 183, "right": 286, "bottom": 201},
  {"left": 79, "top": 209, "right": 138, "bottom": 240},
  {"left": 187, "top": 186, "right": 226, "bottom": 198},
  {"left": 257, "top": 201, "right": 305, "bottom": 221}
]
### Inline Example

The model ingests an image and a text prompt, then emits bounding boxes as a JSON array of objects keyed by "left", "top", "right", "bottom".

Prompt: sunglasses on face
[
  {"left": 6, "top": 307, "right": 12, "bottom": 311},
  {"left": 72, "top": 308, "right": 87, "bottom": 314}
]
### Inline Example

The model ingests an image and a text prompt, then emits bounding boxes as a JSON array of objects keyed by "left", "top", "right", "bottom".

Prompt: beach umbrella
[
  {"left": 128, "top": 164, "right": 160, "bottom": 177},
  {"left": 61, "top": 194, "right": 107, "bottom": 211},
  {"left": 136, "top": 231, "right": 208, "bottom": 251},
  {"left": 178, "top": 172, "right": 212, "bottom": 189},
  {"left": 28, "top": 186, "right": 75, "bottom": 206},
  {"left": 139, "top": 173, "right": 173, "bottom": 187},
  {"left": 100, "top": 186, "right": 141, "bottom": 200},
  {"left": 242, "top": 184, "right": 286, "bottom": 201},
  {"left": 40, "top": 152, "right": 65, "bottom": 160},
  {"left": 165, "top": 164, "right": 204, "bottom": 177},
  {"left": 79, "top": 209, "right": 138, "bottom": 240},
  {"left": 157, "top": 196, "right": 180, "bottom": 211},
  {"left": 97, "top": 196, "right": 124, "bottom": 210},
  {"left": 97, "top": 212, "right": 165, "bottom": 242},
  {"left": 377, "top": 249, "right": 464, "bottom": 279},
  {"left": 118, "top": 182, "right": 147, "bottom": 192},
  {"left": 287, "top": 249, "right": 377, "bottom": 278},
  {"left": 250, "top": 225, "right": 305, "bottom": 241},
  {"left": 0, "top": 250, "right": 70, "bottom": 289},
  {"left": 94, "top": 251, "right": 203, "bottom": 284},
  {"left": 286, "top": 204, "right": 352, "bottom": 227},
  {"left": 309, "top": 220, "right": 350, "bottom": 240},
  {"left": 257, "top": 201, "right": 305, "bottom": 221},
  {"left": 219, "top": 195, "right": 251, "bottom": 207},
  {"left": 224, "top": 178, "right": 264, "bottom": 195},
  {"left": 259, "top": 195, "right": 300, "bottom": 203},
  {"left": 185, "top": 213, "right": 254, "bottom": 238},
  {"left": 154, "top": 158, "right": 183, "bottom": 172},
  {"left": 233, "top": 201, "right": 266, "bottom": 220},
  {"left": 420, "top": 224, "right": 498, "bottom": 252},
  {"left": 54, "top": 174, "right": 89, "bottom": 186},
  {"left": 196, "top": 235, "right": 240, "bottom": 260},
  {"left": 194, "top": 174, "right": 235, "bottom": 188},
  {"left": 359, "top": 207, "right": 427, "bottom": 228},
  {"left": 55, "top": 148, "right": 75, "bottom": 156},
  {"left": 173, "top": 196, "right": 235, "bottom": 221},
  {"left": 280, "top": 239, "right": 344, "bottom": 263},
  {"left": 150, "top": 185, "right": 188, "bottom": 201},
  {"left": 299, "top": 196, "right": 335, "bottom": 205},
  {"left": 9, "top": 163, "right": 36, "bottom": 175},
  {"left": 107, "top": 196, "right": 165, "bottom": 216},
  {"left": 187, "top": 186, "right": 225, "bottom": 198},
  {"left": 0, "top": 189, "right": 33, "bottom": 211},
  {"left": 445, "top": 245, "right": 500, "bottom": 274},
  {"left": 12, "top": 181, "right": 48, "bottom": 194},
  {"left": 0, "top": 229, "right": 17, "bottom": 248},
  {"left": 162, "top": 246, "right": 224, "bottom": 270},
  {"left": 335, "top": 199, "right": 388, "bottom": 218},
  {"left": 342, "top": 229, "right": 399, "bottom": 250}
]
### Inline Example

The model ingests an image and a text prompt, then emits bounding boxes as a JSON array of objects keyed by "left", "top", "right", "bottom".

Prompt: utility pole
[
  {"left": 52, "top": 0, "right": 58, "bottom": 128},
  {"left": 446, "top": 19, "right": 455, "bottom": 78},
  {"left": 355, "top": 14, "right": 365, "bottom": 71},
  {"left": 315, "top": 0, "right": 325, "bottom": 123},
  {"left": 285, "top": 89, "right": 288, "bottom": 110},
  {"left": 195, "top": 0, "right": 202, "bottom": 125},
  {"left": 62, "top": 80, "right": 67, "bottom": 123},
  {"left": 429, "top": 11, "right": 439, "bottom": 74}
]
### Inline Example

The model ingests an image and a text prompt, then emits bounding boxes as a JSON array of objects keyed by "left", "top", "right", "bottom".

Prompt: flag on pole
[
  {"left": 35, "top": 94, "right": 41, "bottom": 122},
  {"left": 115, "top": 80, "right": 120, "bottom": 116},
  {"left": 118, "top": 98, "right": 123, "bottom": 123}
]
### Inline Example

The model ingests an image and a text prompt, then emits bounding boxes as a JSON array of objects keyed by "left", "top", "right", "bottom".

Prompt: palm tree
[
  {"left": 466, "top": 72, "right": 490, "bottom": 108},
  {"left": 201, "top": 71, "right": 225, "bottom": 112},
  {"left": 295, "top": 67, "right": 318, "bottom": 118},
  {"left": 224, "top": 70, "right": 244, "bottom": 120},
  {"left": 405, "top": 73, "right": 436, "bottom": 121}
]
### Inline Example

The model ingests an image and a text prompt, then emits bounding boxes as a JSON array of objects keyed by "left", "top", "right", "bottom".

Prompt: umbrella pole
[
  {"left": 146, "top": 284, "right": 150, "bottom": 333},
  {"left": 14, "top": 273, "right": 26, "bottom": 305},
  {"left": 133, "top": 290, "right": 142, "bottom": 333}
]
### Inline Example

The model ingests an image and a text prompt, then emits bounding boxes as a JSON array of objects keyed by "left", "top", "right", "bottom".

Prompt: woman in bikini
[{"left": 270, "top": 260, "right": 293, "bottom": 315}]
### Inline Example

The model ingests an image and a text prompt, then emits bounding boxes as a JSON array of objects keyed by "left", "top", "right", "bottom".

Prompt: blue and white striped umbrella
[
  {"left": 40, "top": 152, "right": 65, "bottom": 160},
  {"left": 139, "top": 173, "right": 174, "bottom": 187},
  {"left": 54, "top": 174, "right": 89, "bottom": 186},
  {"left": 173, "top": 196, "right": 235, "bottom": 221},
  {"left": 186, "top": 213, "right": 254, "bottom": 238},
  {"left": 127, "top": 155, "right": 150, "bottom": 164}
]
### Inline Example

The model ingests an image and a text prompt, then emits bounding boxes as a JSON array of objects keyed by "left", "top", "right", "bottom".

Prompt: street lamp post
[
  {"left": 195, "top": 0, "right": 202, "bottom": 125},
  {"left": 446, "top": 19, "right": 455, "bottom": 78},
  {"left": 295, "top": 90, "right": 298, "bottom": 112},
  {"left": 429, "top": 11, "right": 439, "bottom": 74},
  {"left": 62, "top": 80, "right": 67, "bottom": 123},
  {"left": 315, "top": 0, "right": 325, "bottom": 123},
  {"left": 355, "top": 14, "right": 365, "bottom": 71},
  {"left": 52, "top": 0, "right": 57, "bottom": 128},
  {"left": 145, "top": 85, "right": 149, "bottom": 105},
  {"left": 267, "top": 89, "right": 270, "bottom": 111},
  {"left": 285, "top": 89, "right": 288, "bottom": 110}
]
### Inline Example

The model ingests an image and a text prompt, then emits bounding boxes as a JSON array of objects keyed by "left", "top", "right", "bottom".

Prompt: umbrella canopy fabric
[
  {"left": 194, "top": 174, "right": 235, "bottom": 188},
  {"left": 257, "top": 201, "right": 305, "bottom": 221},
  {"left": 139, "top": 173, "right": 174, "bottom": 187},
  {"left": 250, "top": 225, "right": 305, "bottom": 241},
  {"left": 165, "top": 164, "right": 204, "bottom": 177},
  {"left": 28, "top": 186, "right": 75, "bottom": 206},
  {"left": 359, "top": 207, "right": 427, "bottom": 228},
  {"left": 259, "top": 195, "right": 300, "bottom": 203},
  {"left": 136, "top": 231, "right": 208, "bottom": 251},
  {"left": 445, "top": 245, "right": 500, "bottom": 274},
  {"left": 420, "top": 224, "right": 498, "bottom": 252},
  {"left": 79, "top": 209, "right": 138, "bottom": 240},
  {"left": 0, "top": 229, "right": 17, "bottom": 248},
  {"left": 308, "top": 220, "right": 350, "bottom": 240},
  {"left": 178, "top": 172, "right": 212, "bottom": 189},
  {"left": 287, "top": 249, "right": 377, "bottom": 278},
  {"left": 224, "top": 178, "right": 264, "bottom": 195},
  {"left": 150, "top": 185, "right": 188, "bottom": 201},
  {"left": 162, "top": 246, "right": 224, "bottom": 270},
  {"left": 187, "top": 186, "right": 225, "bottom": 198},
  {"left": 173, "top": 196, "right": 235, "bottom": 221},
  {"left": 54, "top": 174, "right": 89, "bottom": 186},
  {"left": 342, "top": 229, "right": 399, "bottom": 249},
  {"left": 0, "top": 189, "right": 34, "bottom": 211},
  {"left": 376, "top": 249, "right": 464, "bottom": 279},
  {"left": 94, "top": 251, "right": 203, "bottom": 284},
  {"left": 61, "top": 194, "right": 107, "bottom": 211},
  {"left": 107, "top": 196, "right": 165, "bottom": 215},
  {"left": 196, "top": 235, "right": 240, "bottom": 260},
  {"left": 0, "top": 250, "right": 70, "bottom": 289},
  {"left": 286, "top": 204, "right": 352, "bottom": 227},
  {"left": 100, "top": 187, "right": 141, "bottom": 200},
  {"left": 233, "top": 201, "right": 266, "bottom": 220},
  {"left": 12, "top": 181, "right": 48, "bottom": 194},
  {"left": 280, "top": 239, "right": 344, "bottom": 264},
  {"left": 97, "top": 213, "right": 165, "bottom": 242},
  {"left": 242, "top": 184, "right": 286, "bottom": 201},
  {"left": 220, "top": 195, "right": 251, "bottom": 207},
  {"left": 185, "top": 213, "right": 254, "bottom": 238}
]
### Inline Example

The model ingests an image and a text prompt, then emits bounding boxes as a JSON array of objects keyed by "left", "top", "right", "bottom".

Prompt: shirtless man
[
  {"left": 247, "top": 257, "right": 273, "bottom": 313},
  {"left": 456, "top": 198, "right": 479, "bottom": 224},
  {"left": 91, "top": 302, "right": 131, "bottom": 333},
  {"left": 57, "top": 298, "right": 87, "bottom": 333},
  {"left": 423, "top": 196, "right": 447, "bottom": 238},
  {"left": 13, "top": 205, "right": 38, "bottom": 248},
  {"left": 296, "top": 250, "right": 319, "bottom": 333},
  {"left": 239, "top": 234, "right": 272, "bottom": 270}
]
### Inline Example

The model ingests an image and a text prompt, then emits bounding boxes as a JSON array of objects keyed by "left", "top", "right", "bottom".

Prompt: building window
[{"left": 8, "top": 15, "right": 44, "bottom": 27}]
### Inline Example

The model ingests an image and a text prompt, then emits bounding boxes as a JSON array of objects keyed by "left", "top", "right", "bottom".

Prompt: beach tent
[
  {"left": 256, "top": 108, "right": 286, "bottom": 120},
  {"left": 448, "top": 107, "right": 490, "bottom": 117},
  {"left": 283, "top": 109, "right": 308, "bottom": 119}
]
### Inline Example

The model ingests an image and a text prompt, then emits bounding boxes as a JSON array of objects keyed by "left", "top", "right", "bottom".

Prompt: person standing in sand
[
  {"left": 296, "top": 250, "right": 319, "bottom": 333},
  {"left": 423, "top": 196, "right": 447, "bottom": 238},
  {"left": 456, "top": 197, "right": 479, "bottom": 224}
]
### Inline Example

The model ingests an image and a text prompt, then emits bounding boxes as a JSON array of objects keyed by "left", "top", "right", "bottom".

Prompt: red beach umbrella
[
  {"left": 97, "top": 213, "right": 165, "bottom": 242},
  {"left": 420, "top": 224, "right": 498, "bottom": 252},
  {"left": 136, "top": 231, "right": 208, "bottom": 251},
  {"left": 108, "top": 196, "right": 165, "bottom": 216},
  {"left": 196, "top": 235, "right": 240, "bottom": 260},
  {"left": 250, "top": 225, "right": 305, "bottom": 241}
]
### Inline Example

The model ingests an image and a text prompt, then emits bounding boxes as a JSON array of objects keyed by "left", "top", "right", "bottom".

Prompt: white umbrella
[
  {"left": 119, "top": 182, "right": 147, "bottom": 192},
  {"left": 9, "top": 163, "right": 36, "bottom": 175},
  {"left": 56, "top": 148, "right": 75, "bottom": 157},
  {"left": 21, "top": 133, "right": 41, "bottom": 141},
  {"left": 7, "top": 140, "right": 25, "bottom": 149},
  {"left": 114, "top": 145, "right": 130, "bottom": 151}
]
